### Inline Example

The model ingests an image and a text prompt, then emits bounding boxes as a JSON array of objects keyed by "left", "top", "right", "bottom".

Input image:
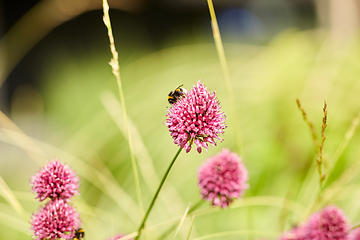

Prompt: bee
[
  {"left": 73, "top": 228, "right": 85, "bottom": 240},
  {"left": 168, "top": 84, "right": 188, "bottom": 104}
]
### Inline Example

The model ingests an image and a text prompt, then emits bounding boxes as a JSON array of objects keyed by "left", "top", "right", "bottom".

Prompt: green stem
[
  {"left": 351, "top": 223, "right": 360, "bottom": 231},
  {"left": 157, "top": 199, "right": 205, "bottom": 240},
  {"left": 135, "top": 147, "right": 183, "bottom": 240},
  {"left": 188, "top": 199, "right": 205, "bottom": 214},
  {"left": 207, "top": 0, "right": 243, "bottom": 156},
  {"left": 186, "top": 216, "right": 195, "bottom": 240}
]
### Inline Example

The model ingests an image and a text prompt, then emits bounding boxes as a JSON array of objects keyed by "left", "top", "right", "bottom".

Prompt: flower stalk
[
  {"left": 207, "top": 0, "right": 243, "bottom": 155},
  {"left": 102, "top": 0, "right": 143, "bottom": 214},
  {"left": 296, "top": 99, "right": 327, "bottom": 188},
  {"left": 135, "top": 147, "right": 183, "bottom": 240}
]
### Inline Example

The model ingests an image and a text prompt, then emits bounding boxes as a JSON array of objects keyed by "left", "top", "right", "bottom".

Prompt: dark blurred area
[
  {"left": 5, "top": 0, "right": 359, "bottom": 118},
  {"left": 0, "top": 0, "right": 318, "bottom": 115}
]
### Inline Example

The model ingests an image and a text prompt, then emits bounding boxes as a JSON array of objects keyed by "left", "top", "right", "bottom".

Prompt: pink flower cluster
[
  {"left": 280, "top": 206, "right": 351, "bottom": 240},
  {"left": 349, "top": 228, "right": 360, "bottom": 240},
  {"left": 107, "top": 234, "right": 133, "bottom": 240},
  {"left": 166, "top": 80, "right": 226, "bottom": 153},
  {"left": 30, "top": 160, "right": 81, "bottom": 240},
  {"left": 280, "top": 226, "right": 305, "bottom": 240},
  {"left": 198, "top": 149, "right": 248, "bottom": 208},
  {"left": 30, "top": 159, "right": 79, "bottom": 201},
  {"left": 31, "top": 199, "right": 80, "bottom": 240}
]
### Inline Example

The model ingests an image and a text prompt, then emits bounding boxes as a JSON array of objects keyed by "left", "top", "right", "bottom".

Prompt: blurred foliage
[{"left": 1, "top": 27, "right": 360, "bottom": 240}]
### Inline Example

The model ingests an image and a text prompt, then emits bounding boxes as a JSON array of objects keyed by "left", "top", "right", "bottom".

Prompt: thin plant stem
[
  {"left": 306, "top": 110, "right": 360, "bottom": 217},
  {"left": 158, "top": 225, "right": 177, "bottom": 240},
  {"left": 318, "top": 101, "right": 327, "bottom": 186},
  {"left": 111, "top": 219, "right": 114, "bottom": 240},
  {"left": 324, "top": 110, "right": 360, "bottom": 187},
  {"left": 207, "top": 0, "right": 243, "bottom": 156},
  {"left": 102, "top": 0, "right": 144, "bottom": 215},
  {"left": 157, "top": 199, "right": 204, "bottom": 240},
  {"left": 296, "top": 99, "right": 327, "bottom": 188},
  {"left": 0, "top": 175, "right": 27, "bottom": 221},
  {"left": 173, "top": 204, "right": 190, "bottom": 240},
  {"left": 192, "top": 230, "right": 279, "bottom": 240},
  {"left": 305, "top": 189, "right": 322, "bottom": 220},
  {"left": 121, "top": 195, "right": 306, "bottom": 240},
  {"left": 135, "top": 147, "right": 183, "bottom": 240},
  {"left": 186, "top": 216, "right": 195, "bottom": 240},
  {"left": 351, "top": 223, "right": 360, "bottom": 231},
  {"left": 296, "top": 100, "right": 328, "bottom": 218},
  {"left": 188, "top": 199, "right": 205, "bottom": 214},
  {"left": 296, "top": 99, "right": 319, "bottom": 149}
]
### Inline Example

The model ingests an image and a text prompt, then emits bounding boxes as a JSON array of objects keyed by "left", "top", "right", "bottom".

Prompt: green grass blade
[
  {"left": 100, "top": 91, "right": 186, "bottom": 214},
  {"left": 100, "top": 91, "right": 160, "bottom": 191},
  {"left": 0, "top": 128, "right": 141, "bottom": 225},
  {"left": 186, "top": 215, "right": 195, "bottom": 240},
  {"left": 192, "top": 230, "right": 279, "bottom": 240},
  {"left": 125, "top": 195, "right": 306, "bottom": 237},
  {"left": 0, "top": 175, "right": 27, "bottom": 221},
  {"left": 207, "top": 0, "right": 243, "bottom": 155},
  {"left": 0, "top": 111, "right": 48, "bottom": 166},
  {"left": 298, "top": 110, "right": 360, "bottom": 217},
  {"left": 173, "top": 204, "right": 190, "bottom": 240},
  {"left": 0, "top": 210, "right": 30, "bottom": 235},
  {"left": 325, "top": 110, "right": 360, "bottom": 185}
]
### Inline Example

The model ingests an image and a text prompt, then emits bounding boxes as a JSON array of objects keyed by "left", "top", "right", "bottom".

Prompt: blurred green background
[{"left": 1, "top": 0, "right": 360, "bottom": 239}]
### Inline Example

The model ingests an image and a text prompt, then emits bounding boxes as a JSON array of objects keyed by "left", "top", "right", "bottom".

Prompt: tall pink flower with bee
[{"left": 165, "top": 80, "right": 226, "bottom": 153}]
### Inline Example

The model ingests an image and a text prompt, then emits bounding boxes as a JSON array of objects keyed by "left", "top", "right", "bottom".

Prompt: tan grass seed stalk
[{"left": 102, "top": 0, "right": 144, "bottom": 215}]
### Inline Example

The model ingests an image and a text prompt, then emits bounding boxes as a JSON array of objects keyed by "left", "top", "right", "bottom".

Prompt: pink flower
[
  {"left": 349, "top": 228, "right": 360, "bottom": 240},
  {"left": 304, "top": 206, "right": 349, "bottom": 240},
  {"left": 198, "top": 149, "right": 248, "bottom": 208},
  {"left": 30, "top": 159, "right": 79, "bottom": 201},
  {"left": 30, "top": 198, "right": 80, "bottom": 240},
  {"left": 107, "top": 234, "right": 132, "bottom": 240},
  {"left": 280, "top": 226, "right": 306, "bottom": 240},
  {"left": 165, "top": 80, "right": 226, "bottom": 153}
]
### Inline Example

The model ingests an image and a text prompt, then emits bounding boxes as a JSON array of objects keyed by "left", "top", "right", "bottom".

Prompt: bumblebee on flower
[
  {"left": 167, "top": 84, "right": 188, "bottom": 105},
  {"left": 165, "top": 80, "right": 227, "bottom": 153}
]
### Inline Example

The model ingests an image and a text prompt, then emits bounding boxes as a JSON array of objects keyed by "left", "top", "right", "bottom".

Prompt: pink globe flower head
[
  {"left": 280, "top": 226, "right": 306, "bottom": 240},
  {"left": 198, "top": 149, "right": 249, "bottom": 208},
  {"left": 304, "top": 206, "right": 349, "bottom": 240},
  {"left": 349, "top": 228, "right": 360, "bottom": 240},
  {"left": 30, "top": 159, "right": 79, "bottom": 201},
  {"left": 30, "top": 198, "right": 81, "bottom": 240},
  {"left": 165, "top": 80, "right": 226, "bottom": 153},
  {"left": 107, "top": 234, "right": 133, "bottom": 240}
]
